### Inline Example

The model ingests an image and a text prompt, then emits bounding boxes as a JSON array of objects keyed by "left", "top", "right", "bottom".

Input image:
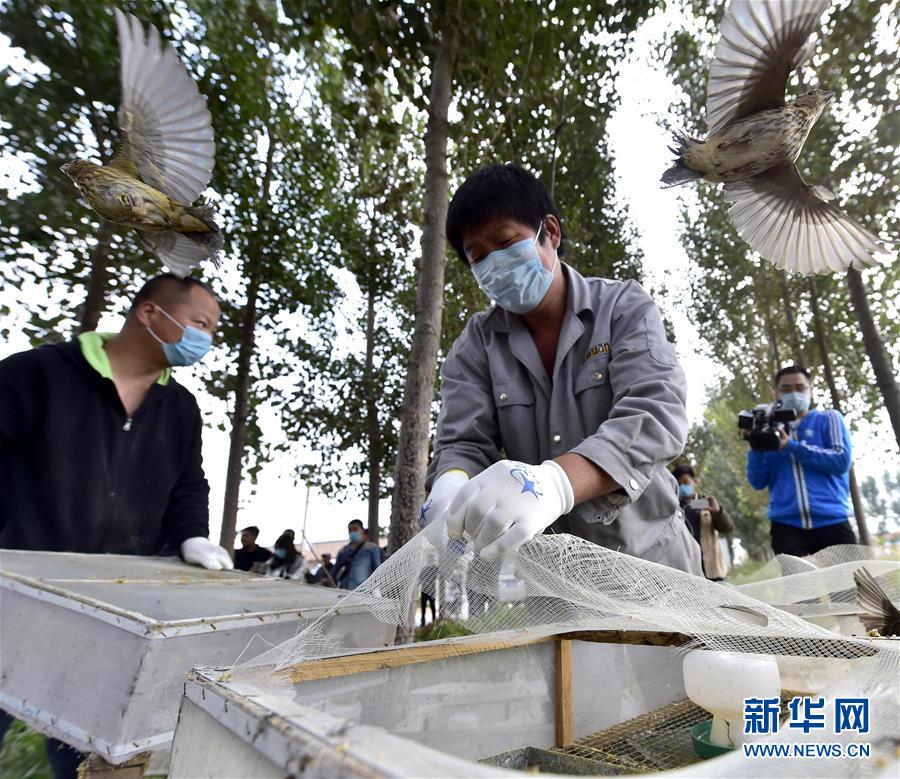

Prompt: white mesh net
[{"left": 229, "top": 523, "right": 900, "bottom": 777}]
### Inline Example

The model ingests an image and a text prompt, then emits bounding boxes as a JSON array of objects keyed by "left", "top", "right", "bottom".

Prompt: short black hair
[
  {"left": 130, "top": 273, "right": 215, "bottom": 314},
  {"left": 241, "top": 525, "right": 260, "bottom": 537},
  {"left": 672, "top": 465, "right": 695, "bottom": 480},
  {"left": 774, "top": 364, "right": 811, "bottom": 387},
  {"left": 446, "top": 164, "right": 565, "bottom": 265},
  {"left": 274, "top": 532, "right": 295, "bottom": 550},
  {"left": 348, "top": 519, "right": 364, "bottom": 530}
]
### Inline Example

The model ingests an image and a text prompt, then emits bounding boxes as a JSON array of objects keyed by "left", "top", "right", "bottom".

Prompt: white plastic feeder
[{"left": 683, "top": 650, "right": 781, "bottom": 748}]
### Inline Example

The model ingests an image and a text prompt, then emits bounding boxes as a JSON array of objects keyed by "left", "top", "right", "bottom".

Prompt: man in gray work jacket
[{"left": 418, "top": 164, "right": 700, "bottom": 574}]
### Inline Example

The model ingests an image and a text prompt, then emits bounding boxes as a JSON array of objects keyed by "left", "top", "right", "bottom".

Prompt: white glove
[
  {"left": 180, "top": 537, "right": 234, "bottom": 571},
  {"left": 418, "top": 469, "right": 470, "bottom": 529},
  {"left": 446, "top": 459, "right": 574, "bottom": 561}
]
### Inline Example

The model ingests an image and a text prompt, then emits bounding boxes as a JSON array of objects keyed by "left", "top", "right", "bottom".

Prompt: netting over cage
[{"left": 229, "top": 522, "right": 899, "bottom": 777}]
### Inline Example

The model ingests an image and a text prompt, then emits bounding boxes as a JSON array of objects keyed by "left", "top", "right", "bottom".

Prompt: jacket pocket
[
  {"left": 494, "top": 381, "right": 535, "bottom": 408},
  {"left": 574, "top": 356, "right": 612, "bottom": 431},
  {"left": 494, "top": 381, "right": 537, "bottom": 459}
]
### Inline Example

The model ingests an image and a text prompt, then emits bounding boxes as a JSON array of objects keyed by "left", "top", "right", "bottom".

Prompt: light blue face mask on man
[
  {"left": 779, "top": 392, "right": 810, "bottom": 414},
  {"left": 147, "top": 305, "right": 213, "bottom": 367},
  {"left": 472, "top": 223, "right": 557, "bottom": 314}
]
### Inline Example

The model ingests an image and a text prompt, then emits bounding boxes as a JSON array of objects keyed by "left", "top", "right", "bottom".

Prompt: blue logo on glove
[
  {"left": 510, "top": 465, "right": 542, "bottom": 499},
  {"left": 418, "top": 498, "right": 432, "bottom": 529}
]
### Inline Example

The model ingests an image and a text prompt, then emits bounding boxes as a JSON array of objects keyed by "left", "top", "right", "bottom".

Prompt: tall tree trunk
[
  {"left": 808, "top": 279, "right": 870, "bottom": 545},
  {"left": 218, "top": 135, "right": 277, "bottom": 553},
  {"left": 777, "top": 270, "right": 806, "bottom": 366},
  {"left": 364, "top": 263, "right": 381, "bottom": 542},
  {"left": 759, "top": 268, "right": 781, "bottom": 383},
  {"left": 845, "top": 268, "right": 900, "bottom": 453},
  {"left": 387, "top": 26, "right": 459, "bottom": 561},
  {"left": 77, "top": 221, "right": 115, "bottom": 333}
]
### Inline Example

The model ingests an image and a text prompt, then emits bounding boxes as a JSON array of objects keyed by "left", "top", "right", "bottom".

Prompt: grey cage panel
[{"left": 0, "top": 550, "right": 394, "bottom": 762}]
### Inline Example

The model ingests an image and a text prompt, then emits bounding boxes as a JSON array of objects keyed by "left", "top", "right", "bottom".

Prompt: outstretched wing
[
  {"left": 140, "top": 231, "right": 219, "bottom": 278},
  {"left": 111, "top": 9, "right": 214, "bottom": 205},
  {"left": 707, "top": 0, "right": 831, "bottom": 134},
  {"left": 724, "top": 165, "right": 884, "bottom": 275}
]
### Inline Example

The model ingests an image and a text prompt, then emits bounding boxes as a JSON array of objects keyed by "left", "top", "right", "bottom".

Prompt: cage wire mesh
[{"left": 232, "top": 522, "right": 900, "bottom": 777}]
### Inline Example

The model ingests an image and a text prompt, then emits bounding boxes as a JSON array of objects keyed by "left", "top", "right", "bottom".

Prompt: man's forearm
[{"left": 554, "top": 452, "right": 621, "bottom": 505}]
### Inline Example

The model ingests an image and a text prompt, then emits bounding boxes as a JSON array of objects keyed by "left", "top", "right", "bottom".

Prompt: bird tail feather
[
  {"left": 185, "top": 201, "right": 221, "bottom": 233},
  {"left": 854, "top": 567, "right": 900, "bottom": 634},
  {"left": 660, "top": 130, "right": 704, "bottom": 188},
  {"left": 182, "top": 202, "right": 224, "bottom": 268}
]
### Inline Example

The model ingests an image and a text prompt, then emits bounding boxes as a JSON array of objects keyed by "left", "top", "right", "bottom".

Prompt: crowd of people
[{"left": 232, "top": 520, "right": 384, "bottom": 589}]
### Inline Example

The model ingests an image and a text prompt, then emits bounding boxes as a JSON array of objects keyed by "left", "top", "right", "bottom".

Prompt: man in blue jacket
[
  {"left": 334, "top": 520, "right": 382, "bottom": 589},
  {"left": 746, "top": 365, "right": 856, "bottom": 556}
]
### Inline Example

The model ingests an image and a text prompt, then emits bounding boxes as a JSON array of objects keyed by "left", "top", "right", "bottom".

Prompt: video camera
[{"left": 738, "top": 401, "right": 797, "bottom": 451}]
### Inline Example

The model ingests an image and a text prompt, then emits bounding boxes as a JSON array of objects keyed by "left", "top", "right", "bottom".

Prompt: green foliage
[
  {"left": 414, "top": 619, "right": 474, "bottom": 642},
  {"left": 442, "top": 0, "right": 660, "bottom": 349},
  {"left": 0, "top": 720, "right": 52, "bottom": 779},
  {"left": 275, "top": 1, "right": 662, "bottom": 499}
]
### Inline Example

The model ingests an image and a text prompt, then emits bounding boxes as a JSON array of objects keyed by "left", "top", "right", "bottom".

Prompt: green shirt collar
[{"left": 78, "top": 332, "right": 171, "bottom": 386}]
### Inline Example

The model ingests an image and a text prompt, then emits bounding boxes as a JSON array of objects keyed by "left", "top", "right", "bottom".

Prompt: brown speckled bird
[
  {"left": 661, "top": 0, "right": 885, "bottom": 275},
  {"left": 854, "top": 567, "right": 900, "bottom": 637},
  {"left": 61, "top": 9, "right": 221, "bottom": 277}
]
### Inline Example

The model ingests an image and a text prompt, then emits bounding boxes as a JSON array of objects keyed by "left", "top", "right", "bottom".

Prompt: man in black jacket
[{"left": 0, "top": 273, "right": 231, "bottom": 777}]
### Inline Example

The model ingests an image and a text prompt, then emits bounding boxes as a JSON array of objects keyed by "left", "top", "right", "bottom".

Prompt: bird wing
[
  {"left": 723, "top": 164, "right": 884, "bottom": 275},
  {"left": 854, "top": 567, "right": 900, "bottom": 634},
  {"left": 707, "top": 0, "right": 831, "bottom": 135},
  {"left": 110, "top": 9, "right": 215, "bottom": 205},
  {"left": 141, "top": 231, "right": 214, "bottom": 278}
]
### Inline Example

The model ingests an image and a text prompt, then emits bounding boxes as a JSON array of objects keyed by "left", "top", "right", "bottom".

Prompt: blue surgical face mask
[
  {"left": 274, "top": 547, "right": 287, "bottom": 560},
  {"left": 471, "top": 223, "right": 557, "bottom": 314},
  {"left": 779, "top": 392, "right": 810, "bottom": 414},
  {"left": 147, "top": 305, "right": 213, "bottom": 367},
  {"left": 678, "top": 483, "right": 695, "bottom": 498},
  {"left": 349, "top": 530, "right": 362, "bottom": 543}
]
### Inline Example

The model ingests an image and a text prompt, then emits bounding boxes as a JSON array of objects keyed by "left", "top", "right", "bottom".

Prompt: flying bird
[
  {"left": 61, "top": 8, "right": 221, "bottom": 277},
  {"left": 661, "top": 0, "right": 885, "bottom": 275},
  {"left": 853, "top": 567, "right": 900, "bottom": 637}
]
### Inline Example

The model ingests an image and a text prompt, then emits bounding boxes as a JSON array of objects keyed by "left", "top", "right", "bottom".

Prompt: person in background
[
  {"left": 672, "top": 465, "right": 734, "bottom": 581},
  {"left": 746, "top": 365, "right": 856, "bottom": 556},
  {"left": 334, "top": 520, "right": 382, "bottom": 590},
  {"left": 263, "top": 533, "right": 307, "bottom": 580},
  {"left": 305, "top": 552, "right": 336, "bottom": 586},
  {"left": 233, "top": 525, "right": 272, "bottom": 572}
]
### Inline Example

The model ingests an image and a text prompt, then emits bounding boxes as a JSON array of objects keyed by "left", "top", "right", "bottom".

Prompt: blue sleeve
[
  {"left": 334, "top": 547, "right": 349, "bottom": 568},
  {"left": 369, "top": 546, "right": 382, "bottom": 571},
  {"left": 784, "top": 411, "right": 852, "bottom": 475},
  {"left": 746, "top": 449, "right": 770, "bottom": 490}
]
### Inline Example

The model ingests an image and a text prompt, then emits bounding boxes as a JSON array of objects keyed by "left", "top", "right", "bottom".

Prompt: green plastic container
[{"left": 691, "top": 719, "right": 736, "bottom": 760}]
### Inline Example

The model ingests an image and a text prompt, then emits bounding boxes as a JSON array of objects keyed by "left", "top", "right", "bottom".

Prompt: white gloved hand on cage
[
  {"left": 180, "top": 537, "right": 234, "bottom": 570},
  {"left": 418, "top": 469, "right": 470, "bottom": 529},
  {"left": 446, "top": 459, "right": 574, "bottom": 561}
]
